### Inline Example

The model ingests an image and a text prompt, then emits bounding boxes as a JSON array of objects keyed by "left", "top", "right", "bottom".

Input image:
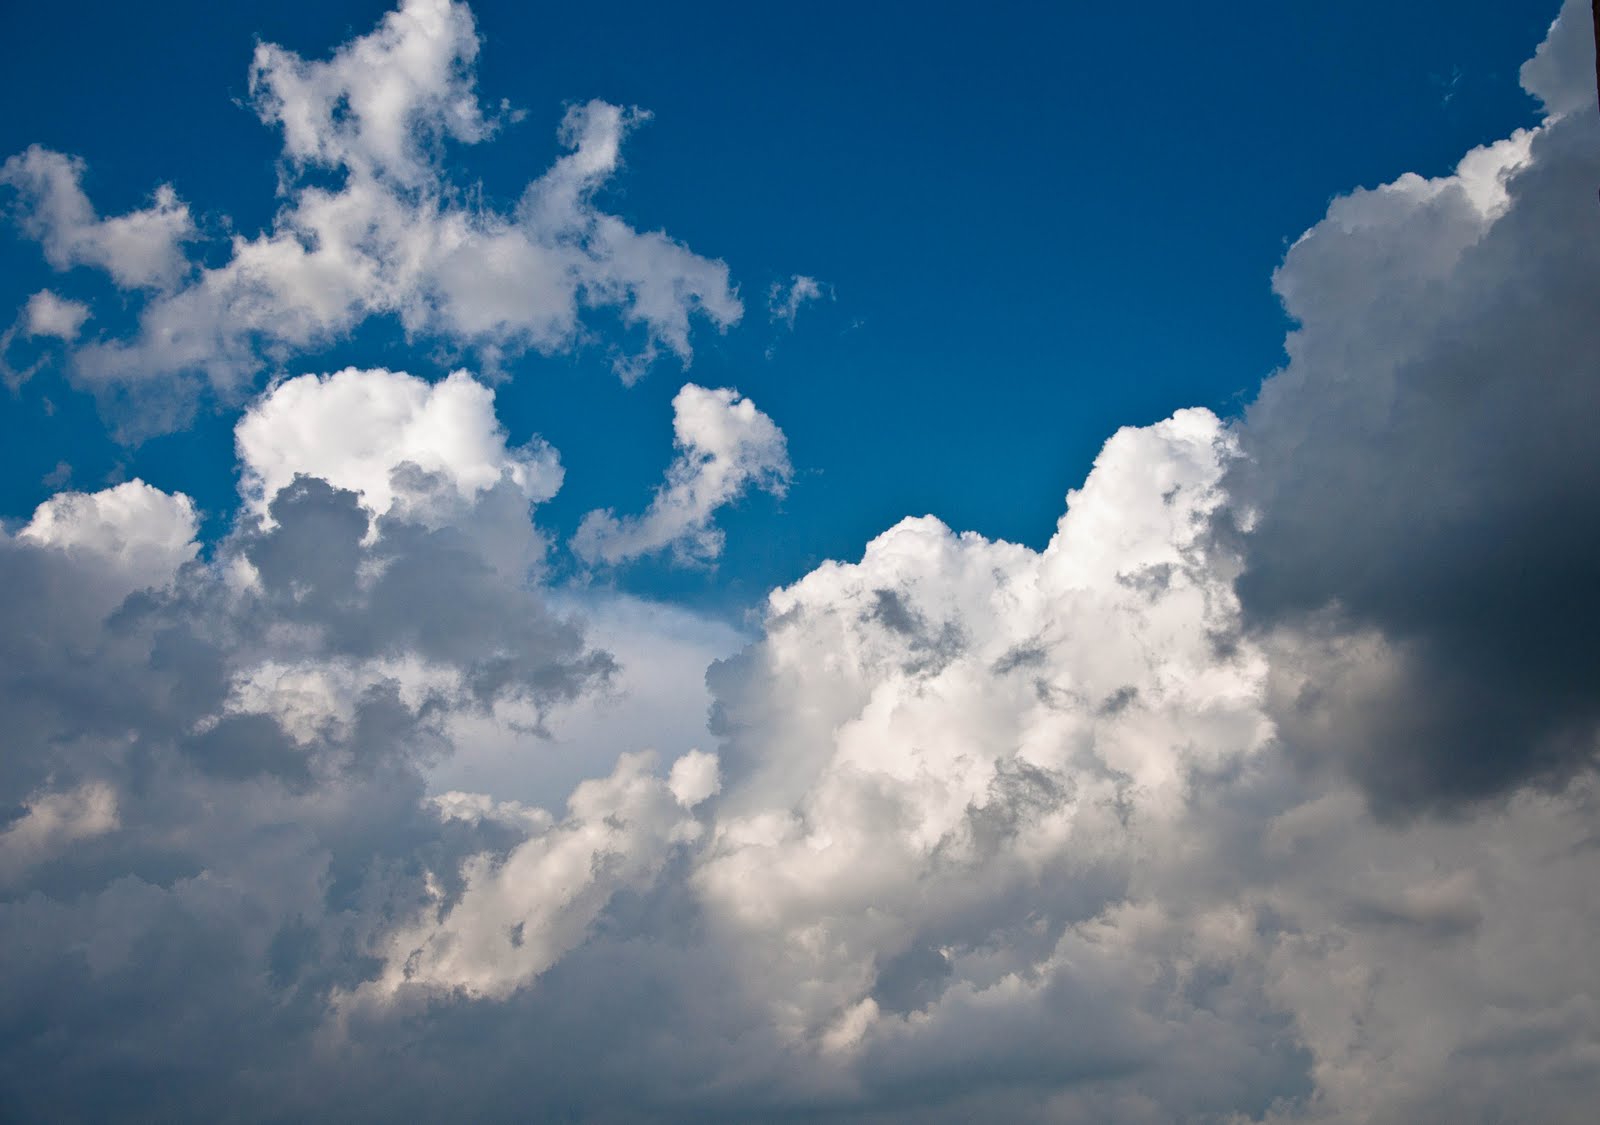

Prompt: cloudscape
[{"left": 1, "top": 1, "right": 1597, "bottom": 1121}]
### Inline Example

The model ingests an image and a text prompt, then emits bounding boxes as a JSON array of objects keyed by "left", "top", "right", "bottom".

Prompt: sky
[{"left": 0, "top": 0, "right": 1596, "bottom": 1121}]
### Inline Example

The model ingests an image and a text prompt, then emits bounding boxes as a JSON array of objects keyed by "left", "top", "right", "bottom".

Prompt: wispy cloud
[{"left": 573, "top": 383, "right": 790, "bottom": 566}]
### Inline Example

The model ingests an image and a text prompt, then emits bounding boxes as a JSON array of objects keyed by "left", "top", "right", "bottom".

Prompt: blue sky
[
  {"left": 0, "top": 0, "right": 1557, "bottom": 609},
  {"left": 4, "top": 2, "right": 1599, "bottom": 1120}
]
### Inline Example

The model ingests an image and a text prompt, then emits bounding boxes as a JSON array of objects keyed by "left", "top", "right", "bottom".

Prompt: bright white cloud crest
[
  {"left": 237, "top": 367, "right": 561, "bottom": 522},
  {"left": 18, "top": 478, "right": 199, "bottom": 599}
]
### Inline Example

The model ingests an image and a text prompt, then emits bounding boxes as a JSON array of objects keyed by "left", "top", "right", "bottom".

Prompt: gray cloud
[
  {"left": 3, "top": 2, "right": 1598, "bottom": 1121},
  {"left": 1228, "top": 1, "right": 1600, "bottom": 813}
]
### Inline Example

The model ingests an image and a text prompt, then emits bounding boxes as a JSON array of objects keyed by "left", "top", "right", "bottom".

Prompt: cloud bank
[{"left": 1, "top": 1, "right": 1597, "bottom": 1122}]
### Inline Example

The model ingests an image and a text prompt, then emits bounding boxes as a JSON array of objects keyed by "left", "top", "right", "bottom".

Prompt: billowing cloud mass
[
  {"left": 2, "top": 1, "right": 1598, "bottom": 1123},
  {"left": 0, "top": 0, "right": 741, "bottom": 427},
  {"left": 1227, "top": 0, "right": 1600, "bottom": 813},
  {"left": 573, "top": 383, "right": 791, "bottom": 566}
]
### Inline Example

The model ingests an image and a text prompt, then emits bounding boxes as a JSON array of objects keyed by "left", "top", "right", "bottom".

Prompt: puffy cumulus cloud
[
  {"left": 0, "top": 366, "right": 662, "bottom": 1118},
  {"left": 4, "top": 416, "right": 1599, "bottom": 1120},
  {"left": 694, "top": 409, "right": 1278, "bottom": 1056},
  {"left": 0, "top": 370, "right": 613, "bottom": 804},
  {"left": 680, "top": 410, "right": 1600, "bottom": 1120},
  {"left": 7, "top": 386, "right": 1597, "bottom": 1121},
  {"left": 1, "top": 0, "right": 740, "bottom": 425},
  {"left": 17, "top": 478, "right": 199, "bottom": 604},
  {"left": 573, "top": 383, "right": 791, "bottom": 566},
  {"left": 1520, "top": 0, "right": 1599, "bottom": 117},
  {"left": 1227, "top": 0, "right": 1600, "bottom": 812},
  {"left": 236, "top": 366, "right": 560, "bottom": 576},
  {"left": 0, "top": 145, "right": 196, "bottom": 290},
  {"left": 5, "top": 6, "right": 1600, "bottom": 1124},
  {"left": 669, "top": 748, "right": 721, "bottom": 807}
]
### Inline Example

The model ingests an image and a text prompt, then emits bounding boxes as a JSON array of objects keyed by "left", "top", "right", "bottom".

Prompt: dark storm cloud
[{"left": 1228, "top": 91, "right": 1600, "bottom": 814}]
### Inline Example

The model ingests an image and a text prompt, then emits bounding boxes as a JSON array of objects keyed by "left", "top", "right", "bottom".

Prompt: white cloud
[
  {"left": 0, "top": 145, "right": 196, "bottom": 290},
  {"left": 22, "top": 290, "right": 89, "bottom": 341},
  {"left": 221, "top": 655, "right": 466, "bottom": 747},
  {"left": 0, "top": 289, "right": 91, "bottom": 386},
  {"left": 668, "top": 748, "right": 721, "bottom": 808},
  {"left": 18, "top": 479, "right": 199, "bottom": 600},
  {"left": 695, "top": 407, "right": 1263, "bottom": 1044},
  {"left": 2, "top": 4, "right": 1598, "bottom": 1121},
  {"left": 572, "top": 383, "right": 791, "bottom": 565},
  {"left": 769, "top": 274, "right": 827, "bottom": 328},
  {"left": 236, "top": 367, "right": 560, "bottom": 522},
  {"left": 1520, "top": 0, "right": 1599, "bottom": 119},
  {"left": 247, "top": 0, "right": 498, "bottom": 189},
  {"left": 364, "top": 749, "right": 708, "bottom": 1001},
  {"left": 3, "top": 0, "right": 741, "bottom": 414},
  {"left": 234, "top": 366, "right": 567, "bottom": 583}
]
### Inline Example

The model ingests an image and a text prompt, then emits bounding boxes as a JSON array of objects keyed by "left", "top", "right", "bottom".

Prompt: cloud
[
  {"left": 2, "top": 0, "right": 741, "bottom": 426},
  {"left": 669, "top": 748, "right": 721, "bottom": 807},
  {"left": 3, "top": 389, "right": 1598, "bottom": 1121},
  {"left": 0, "top": 780, "right": 118, "bottom": 885},
  {"left": 3, "top": 3, "right": 1599, "bottom": 1122},
  {"left": 1226, "top": 0, "right": 1600, "bottom": 812},
  {"left": 360, "top": 748, "right": 713, "bottom": 1001},
  {"left": 769, "top": 274, "right": 828, "bottom": 328},
  {"left": 18, "top": 478, "right": 199, "bottom": 602},
  {"left": 429, "top": 591, "right": 748, "bottom": 808},
  {"left": 1520, "top": 0, "right": 1599, "bottom": 118},
  {"left": 236, "top": 366, "right": 560, "bottom": 577},
  {"left": 0, "top": 365, "right": 646, "bottom": 1114},
  {"left": 572, "top": 383, "right": 791, "bottom": 566},
  {"left": 22, "top": 289, "right": 90, "bottom": 341},
  {"left": 695, "top": 408, "right": 1264, "bottom": 1052},
  {"left": 0, "top": 145, "right": 196, "bottom": 290},
  {"left": 247, "top": 0, "right": 499, "bottom": 190},
  {"left": 1, "top": 290, "right": 91, "bottom": 387}
]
